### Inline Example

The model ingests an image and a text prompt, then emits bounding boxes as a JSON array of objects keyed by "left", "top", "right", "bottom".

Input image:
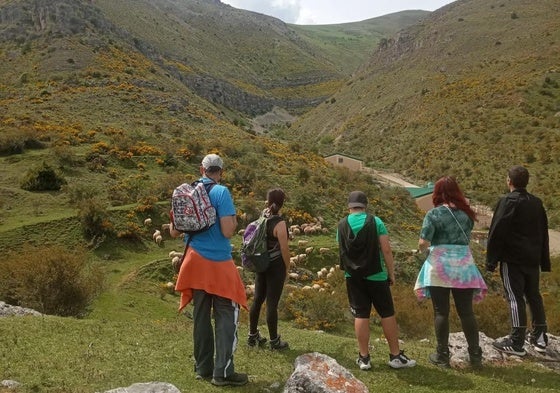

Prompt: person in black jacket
[{"left": 486, "top": 165, "right": 551, "bottom": 356}]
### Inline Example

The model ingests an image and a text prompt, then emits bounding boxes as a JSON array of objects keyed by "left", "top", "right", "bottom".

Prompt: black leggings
[
  {"left": 249, "top": 258, "right": 286, "bottom": 339},
  {"left": 429, "top": 286, "right": 479, "bottom": 351}
]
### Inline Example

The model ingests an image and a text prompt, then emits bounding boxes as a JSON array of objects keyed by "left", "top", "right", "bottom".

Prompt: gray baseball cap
[{"left": 201, "top": 153, "right": 223, "bottom": 169}]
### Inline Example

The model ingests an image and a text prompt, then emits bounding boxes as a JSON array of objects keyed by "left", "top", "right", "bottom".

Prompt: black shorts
[{"left": 345, "top": 276, "right": 395, "bottom": 319}]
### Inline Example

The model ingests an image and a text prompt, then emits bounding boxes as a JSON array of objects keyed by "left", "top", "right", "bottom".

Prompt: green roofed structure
[{"left": 405, "top": 183, "right": 434, "bottom": 211}]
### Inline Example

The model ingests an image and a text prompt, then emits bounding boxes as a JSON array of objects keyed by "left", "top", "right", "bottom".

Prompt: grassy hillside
[
  {"left": 289, "top": 11, "right": 429, "bottom": 75},
  {"left": 288, "top": 0, "right": 560, "bottom": 226}
]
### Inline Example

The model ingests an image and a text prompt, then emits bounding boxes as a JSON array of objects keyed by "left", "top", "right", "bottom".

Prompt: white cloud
[
  {"left": 221, "top": 0, "right": 455, "bottom": 25},
  {"left": 223, "top": 0, "right": 302, "bottom": 23}
]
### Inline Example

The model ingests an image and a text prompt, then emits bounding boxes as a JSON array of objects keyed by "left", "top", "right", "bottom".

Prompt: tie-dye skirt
[{"left": 414, "top": 244, "right": 487, "bottom": 303}]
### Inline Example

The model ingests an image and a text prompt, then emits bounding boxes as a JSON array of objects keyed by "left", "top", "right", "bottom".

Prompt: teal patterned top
[{"left": 420, "top": 205, "right": 473, "bottom": 246}]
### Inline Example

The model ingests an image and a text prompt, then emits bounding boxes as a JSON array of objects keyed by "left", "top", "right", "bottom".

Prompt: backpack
[
  {"left": 337, "top": 213, "right": 382, "bottom": 277},
  {"left": 241, "top": 214, "right": 281, "bottom": 273},
  {"left": 171, "top": 180, "right": 216, "bottom": 233}
]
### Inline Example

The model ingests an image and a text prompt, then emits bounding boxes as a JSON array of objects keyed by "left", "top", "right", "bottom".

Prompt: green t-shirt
[{"left": 339, "top": 212, "right": 389, "bottom": 281}]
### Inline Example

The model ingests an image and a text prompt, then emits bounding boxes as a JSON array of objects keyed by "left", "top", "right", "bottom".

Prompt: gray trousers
[{"left": 192, "top": 289, "right": 240, "bottom": 378}]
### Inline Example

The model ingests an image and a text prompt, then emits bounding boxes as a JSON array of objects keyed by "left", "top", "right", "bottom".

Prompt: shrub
[
  {"left": 77, "top": 198, "right": 114, "bottom": 241},
  {"left": 20, "top": 162, "right": 67, "bottom": 191},
  {"left": 0, "top": 245, "right": 104, "bottom": 317}
]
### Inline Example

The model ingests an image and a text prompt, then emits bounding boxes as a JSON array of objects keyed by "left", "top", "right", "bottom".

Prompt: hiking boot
[
  {"left": 247, "top": 330, "right": 267, "bottom": 347},
  {"left": 195, "top": 373, "right": 212, "bottom": 381},
  {"left": 526, "top": 331, "right": 548, "bottom": 353},
  {"left": 468, "top": 346, "right": 483, "bottom": 369},
  {"left": 492, "top": 337, "right": 526, "bottom": 356},
  {"left": 388, "top": 350, "right": 416, "bottom": 369},
  {"left": 211, "top": 372, "right": 249, "bottom": 386},
  {"left": 356, "top": 353, "right": 372, "bottom": 370},
  {"left": 270, "top": 335, "right": 289, "bottom": 350},
  {"left": 429, "top": 351, "right": 450, "bottom": 368}
]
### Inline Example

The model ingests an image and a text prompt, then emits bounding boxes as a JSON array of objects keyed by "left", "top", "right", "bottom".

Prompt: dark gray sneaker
[
  {"left": 493, "top": 337, "right": 526, "bottom": 356},
  {"left": 211, "top": 372, "right": 248, "bottom": 386},
  {"left": 247, "top": 330, "right": 267, "bottom": 347},
  {"left": 526, "top": 332, "right": 548, "bottom": 353},
  {"left": 270, "top": 335, "right": 289, "bottom": 350}
]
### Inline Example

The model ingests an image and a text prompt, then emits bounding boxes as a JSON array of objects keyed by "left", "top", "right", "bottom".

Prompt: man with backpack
[
  {"left": 170, "top": 153, "right": 248, "bottom": 386},
  {"left": 337, "top": 191, "right": 416, "bottom": 370}
]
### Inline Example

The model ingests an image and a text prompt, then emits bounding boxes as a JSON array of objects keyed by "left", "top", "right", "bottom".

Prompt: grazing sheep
[
  {"left": 288, "top": 272, "right": 299, "bottom": 280},
  {"left": 292, "top": 228, "right": 301, "bottom": 236},
  {"left": 155, "top": 235, "right": 163, "bottom": 245},
  {"left": 144, "top": 218, "right": 152, "bottom": 226},
  {"left": 161, "top": 223, "right": 170, "bottom": 231},
  {"left": 319, "top": 247, "right": 330, "bottom": 254},
  {"left": 297, "top": 240, "right": 308, "bottom": 247},
  {"left": 305, "top": 247, "right": 314, "bottom": 254},
  {"left": 303, "top": 226, "right": 315, "bottom": 235},
  {"left": 152, "top": 230, "right": 161, "bottom": 240},
  {"left": 169, "top": 251, "right": 183, "bottom": 258}
]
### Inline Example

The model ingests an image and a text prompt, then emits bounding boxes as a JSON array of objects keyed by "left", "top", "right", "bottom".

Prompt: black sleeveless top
[{"left": 266, "top": 215, "right": 284, "bottom": 258}]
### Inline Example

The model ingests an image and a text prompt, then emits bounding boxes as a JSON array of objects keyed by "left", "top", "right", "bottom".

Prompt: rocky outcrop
[
  {"left": 283, "top": 352, "right": 368, "bottom": 393},
  {"left": 0, "top": 301, "right": 42, "bottom": 317},
  {"left": 99, "top": 382, "right": 180, "bottom": 393},
  {"left": 447, "top": 331, "right": 560, "bottom": 372}
]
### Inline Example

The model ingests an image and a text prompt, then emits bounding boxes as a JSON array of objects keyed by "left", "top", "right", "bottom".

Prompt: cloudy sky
[{"left": 221, "top": 0, "right": 456, "bottom": 25}]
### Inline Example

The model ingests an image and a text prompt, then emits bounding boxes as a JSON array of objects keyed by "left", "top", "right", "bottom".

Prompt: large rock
[
  {"left": 98, "top": 382, "right": 180, "bottom": 393},
  {"left": 447, "top": 332, "right": 560, "bottom": 371},
  {"left": 0, "top": 301, "right": 42, "bottom": 317},
  {"left": 283, "top": 352, "right": 368, "bottom": 393}
]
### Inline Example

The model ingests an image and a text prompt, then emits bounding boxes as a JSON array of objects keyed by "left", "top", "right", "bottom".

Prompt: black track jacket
[{"left": 486, "top": 188, "right": 551, "bottom": 272}]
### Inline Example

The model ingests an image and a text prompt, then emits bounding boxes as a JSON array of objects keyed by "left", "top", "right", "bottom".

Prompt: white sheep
[
  {"left": 144, "top": 218, "right": 152, "bottom": 226},
  {"left": 152, "top": 230, "right": 161, "bottom": 240},
  {"left": 155, "top": 235, "right": 163, "bottom": 245},
  {"left": 169, "top": 251, "right": 183, "bottom": 258},
  {"left": 161, "top": 223, "right": 170, "bottom": 231},
  {"left": 288, "top": 272, "right": 299, "bottom": 280},
  {"left": 297, "top": 240, "right": 308, "bottom": 247},
  {"left": 319, "top": 247, "right": 330, "bottom": 254},
  {"left": 305, "top": 247, "right": 314, "bottom": 254}
]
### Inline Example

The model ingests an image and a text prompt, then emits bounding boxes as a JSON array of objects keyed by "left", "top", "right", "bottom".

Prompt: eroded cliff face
[
  {"left": 0, "top": 0, "right": 113, "bottom": 41},
  {"left": 0, "top": 0, "right": 333, "bottom": 117}
]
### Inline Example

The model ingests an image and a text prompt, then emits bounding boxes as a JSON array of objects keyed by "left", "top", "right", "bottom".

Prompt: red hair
[{"left": 432, "top": 176, "right": 477, "bottom": 221}]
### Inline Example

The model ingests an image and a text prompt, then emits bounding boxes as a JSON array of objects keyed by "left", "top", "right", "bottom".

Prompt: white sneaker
[
  {"left": 388, "top": 350, "right": 417, "bottom": 369},
  {"left": 356, "top": 353, "right": 372, "bottom": 370}
]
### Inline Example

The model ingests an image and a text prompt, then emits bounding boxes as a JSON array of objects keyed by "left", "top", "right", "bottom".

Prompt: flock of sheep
[{"left": 144, "top": 216, "right": 336, "bottom": 297}]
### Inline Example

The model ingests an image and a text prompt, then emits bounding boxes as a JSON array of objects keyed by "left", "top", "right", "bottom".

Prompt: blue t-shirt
[
  {"left": 340, "top": 212, "right": 389, "bottom": 281},
  {"left": 185, "top": 177, "right": 236, "bottom": 261}
]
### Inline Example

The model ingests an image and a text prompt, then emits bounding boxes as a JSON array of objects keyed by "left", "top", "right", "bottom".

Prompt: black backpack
[{"left": 338, "top": 214, "right": 382, "bottom": 277}]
